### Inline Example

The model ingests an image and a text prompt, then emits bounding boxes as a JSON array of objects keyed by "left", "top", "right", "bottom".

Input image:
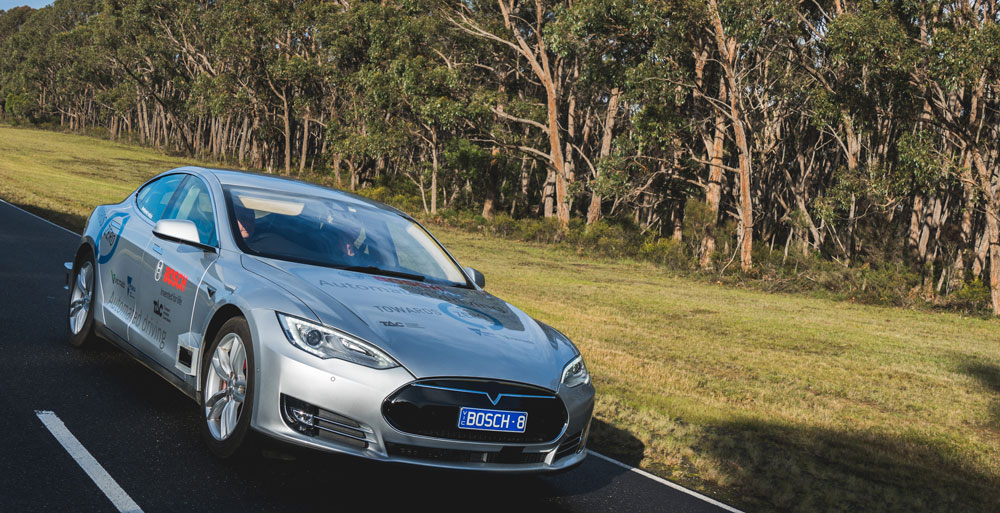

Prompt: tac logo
[
  {"left": 152, "top": 300, "right": 171, "bottom": 322},
  {"left": 155, "top": 260, "right": 188, "bottom": 292}
]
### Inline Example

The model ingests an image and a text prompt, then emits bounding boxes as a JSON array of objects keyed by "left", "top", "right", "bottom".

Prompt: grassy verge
[{"left": 2, "top": 125, "right": 999, "bottom": 512}]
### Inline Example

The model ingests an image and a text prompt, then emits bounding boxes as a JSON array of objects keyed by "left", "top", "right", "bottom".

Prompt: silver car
[{"left": 65, "top": 167, "right": 594, "bottom": 471}]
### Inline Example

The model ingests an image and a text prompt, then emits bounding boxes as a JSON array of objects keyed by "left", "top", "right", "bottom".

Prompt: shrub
[
  {"left": 639, "top": 237, "right": 691, "bottom": 270},
  {"left": 486, "top": 213, "right": 518, "bottom": 238},
  {"left": 948, "top": 279, "right": 991, "bottom": 313},
  {"left": 566, "top": 219, "right": 644, "bottom": 259},
  {"left": 516, "top": 217, "right": 564, "bottom": 244},
  {"left": 854, "top": 262, "right": 921, "bottom": 306}
]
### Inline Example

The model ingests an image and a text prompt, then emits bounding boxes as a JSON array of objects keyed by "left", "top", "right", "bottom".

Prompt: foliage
[{"left": 3, "top": 0, "right": 1000, "bottom": 313}]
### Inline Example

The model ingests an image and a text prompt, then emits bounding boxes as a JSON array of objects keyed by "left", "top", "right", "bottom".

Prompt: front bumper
[{"left": 249, "top": 310, "right": 594, "bottom": 472}]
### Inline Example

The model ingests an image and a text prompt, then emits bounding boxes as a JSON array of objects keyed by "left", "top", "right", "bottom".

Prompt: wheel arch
[
  {"left": 73, "top": 240, "right": 96, "bottom": 265},
  {"left": 200, "top": 303, "right": 247, "bottom": 365}
]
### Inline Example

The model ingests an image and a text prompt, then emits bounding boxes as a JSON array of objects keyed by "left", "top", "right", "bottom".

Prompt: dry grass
[{"left": 2, "top": 125, "right": 999, "bottom": 512}]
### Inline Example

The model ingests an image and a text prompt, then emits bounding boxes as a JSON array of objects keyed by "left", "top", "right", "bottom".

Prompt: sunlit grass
[{"left": 1, "top": 125, "right": 998, "bottom": 512}]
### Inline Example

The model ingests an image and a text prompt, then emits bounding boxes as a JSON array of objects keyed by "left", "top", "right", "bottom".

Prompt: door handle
[{"left": 151, "top": 244, "right": 163, "bottom": 255}]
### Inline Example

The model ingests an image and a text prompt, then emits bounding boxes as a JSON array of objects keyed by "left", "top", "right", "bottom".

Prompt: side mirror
[
  {"left": 153, "top": 219, "right": 213, "bottom": 251},
  {"left": 465, "top": 267, "right": 486, "bottom": 288}
]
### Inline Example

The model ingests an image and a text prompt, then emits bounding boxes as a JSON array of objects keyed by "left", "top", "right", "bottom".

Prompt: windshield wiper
[{"left": 335, "top": 265, "right": 426, "bottom": 282}]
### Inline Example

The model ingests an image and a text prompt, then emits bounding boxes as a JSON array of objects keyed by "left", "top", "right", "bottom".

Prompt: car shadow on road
[
  {"left": 6, "top": 201, "right": 86, "bottom": 234},
  {"left": 692, "top": 414, "right": 1000, "bottom": 513},
  {"left": 83, "top": 345, "right": 645, "bottom": 511},
  {"left": 220, "top": 419, "right": 646, "bottom": 512},
  {"left": 588, "top": 417, "right": 646, "bottom": 466}
]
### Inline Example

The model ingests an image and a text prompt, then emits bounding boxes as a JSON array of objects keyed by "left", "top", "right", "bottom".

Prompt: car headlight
[
  {"left": 561, "top": 355, "right": 590, "bottom": 387},
  {"left": 277, "top": 313, "right": 398, "bottom": 369}
]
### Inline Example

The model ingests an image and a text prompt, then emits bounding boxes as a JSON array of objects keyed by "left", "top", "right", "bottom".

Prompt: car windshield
[{"left": 223, "top": 185, "right": 469, "bottom": 287}]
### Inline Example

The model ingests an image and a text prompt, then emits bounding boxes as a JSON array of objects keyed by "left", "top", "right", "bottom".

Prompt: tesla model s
[{"left": 65, "top": 166, "right": 594, "bottom": 471}]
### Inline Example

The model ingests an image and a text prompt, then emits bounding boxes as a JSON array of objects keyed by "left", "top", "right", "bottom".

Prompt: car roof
[{"left": 171, "top": 166, "right": 408, "bottom": 217}]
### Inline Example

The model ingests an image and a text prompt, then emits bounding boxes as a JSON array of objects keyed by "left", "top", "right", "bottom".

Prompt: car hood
[{"left": 242, "top": 256, "right": 578, "bottom": 391}]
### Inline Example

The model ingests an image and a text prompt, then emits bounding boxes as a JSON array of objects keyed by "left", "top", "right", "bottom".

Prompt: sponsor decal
[
  {"left": 159, "top": 289, "right": 183, "bottom": 306},
  {"left": 373, "top": 305, "right": 441, "bottom": 316},
  {"left": 373, "top": 275, "right": 446, "bottom": 291},
  {"left": 320, "top": 278, "right": 462, "bottom": 300},
  {"left": 152, "top": 300, "right": 171, "bottom": 322},
  {"left": 111, "top": 272, "right": 137, "bottom": 298},
  {"left": 439, "top": 302, "right": 504, "bottom": 331},
  {"left": 379, "top": 320, "right": 423, "bottom": 328},
  {"left": 321, "top": 280, "right": 411, "bottom": 296},
  {"left": 134, "top": 311, "right": 167, "bottom": 349},
  {"left": 110, "top": 271, "right": 126, "bottom": 290},
  {"left": 96, "top": 213, "right": 129, "bottom": 264},
  {"left": 106, "top": 289, "right": 135, "bottom": 320},
  {"left": 155, "top": 261, "right": 188, "bottom": 292}
]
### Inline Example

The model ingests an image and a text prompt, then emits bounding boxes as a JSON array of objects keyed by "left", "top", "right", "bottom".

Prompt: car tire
[
  {"left": 200, "top": 316, "right": 256, "bottom": 458},
  {"left": 67, "top": 252, "right": 99, "bottom": 348}
]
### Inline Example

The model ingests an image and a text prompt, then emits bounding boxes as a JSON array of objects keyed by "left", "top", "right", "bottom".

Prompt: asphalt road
[{"left": 0, "top": 199, "right": 738, "bottom": 513}]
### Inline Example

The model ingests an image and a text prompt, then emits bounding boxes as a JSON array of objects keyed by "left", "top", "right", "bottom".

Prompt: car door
[
  {"left": 133, "top": 175, "right": 220, "bottom": 374},
  {"left": 98, "top": 174, "right": 186, "bottom": 340}
]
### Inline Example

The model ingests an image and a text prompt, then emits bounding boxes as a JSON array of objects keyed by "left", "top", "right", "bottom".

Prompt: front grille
[
  {"left": 386, "top": 443, "right": 546, "bottom": 464},
  {"left": 281, "top": 395, "right": 373, "bottom": 449},
  {"left": 382, "top": 379, "right": 568, "bottom": 443}
]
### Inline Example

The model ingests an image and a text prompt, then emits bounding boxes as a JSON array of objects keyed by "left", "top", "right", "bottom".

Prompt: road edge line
[
  {"left": 0, "top": 198, "right": 80, "bottom": 237},
  {"left": 589, "top": 451, "right": 744, "bottom": 513},
  {"left": 35, "top": 410, "right": 143, "bottom": 513}
]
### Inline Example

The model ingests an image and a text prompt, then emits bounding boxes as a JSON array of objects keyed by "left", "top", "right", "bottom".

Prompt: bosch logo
[{"left": 155, "top": 261, "right": 188, "bottom": 292}]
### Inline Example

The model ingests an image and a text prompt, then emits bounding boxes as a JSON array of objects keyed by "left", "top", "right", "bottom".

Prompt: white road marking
[
  {"left": 35, "top": 411, "right": 143, "bottom": 513},
  {"left": 590, "top": 451, "right": 744, "bottom": 513},
  {"left": 0, "top": 198, "right": 81, "bottom": 237}
]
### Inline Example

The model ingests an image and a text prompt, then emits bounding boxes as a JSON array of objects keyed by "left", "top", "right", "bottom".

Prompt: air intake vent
[
  {"left": 281, "top": 395, "right": 374, "bottom": 449},
  {"left": 386, "top": 443, "right": 546, "bottom": 464},
  {"left": 554, "top": 431, "right": 583, "bottom": 461}
]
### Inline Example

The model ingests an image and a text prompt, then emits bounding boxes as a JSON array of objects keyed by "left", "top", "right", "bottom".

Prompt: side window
[
  {"left": 162, "top": 177, "right": 217, "bottom": 246},
  {"left": 135, "top": 174, "right": 186, "bottom": 222}
]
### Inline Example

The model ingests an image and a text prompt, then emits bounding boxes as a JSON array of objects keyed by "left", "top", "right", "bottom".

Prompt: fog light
[{"left": 291, "top": 408, "right": 315, "bottom": 426}]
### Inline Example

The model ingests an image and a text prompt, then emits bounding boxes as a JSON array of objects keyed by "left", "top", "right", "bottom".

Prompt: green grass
[{"left": 2, "top": 125, "right": 999, "bottom": 512}]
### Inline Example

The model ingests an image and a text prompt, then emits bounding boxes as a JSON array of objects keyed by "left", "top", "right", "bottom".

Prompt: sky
[{"left": 0, "top": 0, "right": 52, "bottom": 10}]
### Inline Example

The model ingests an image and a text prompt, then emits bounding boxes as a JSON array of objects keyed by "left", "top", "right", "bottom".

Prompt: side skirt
[{"left": 95, "top": 325, "right": 198, "bottom": 402}]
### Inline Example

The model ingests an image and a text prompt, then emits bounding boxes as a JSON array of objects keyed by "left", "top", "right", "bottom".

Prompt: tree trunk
[
  {"left": 281, "top": 91, "right": 292, "bottom": 174},
  {"left": 708, "top": 0, "right": 753, "bottom": 272},
  {"left": 700, "top": 79, "right": 727, "bottom": 269},
  {"left": 430, "top": 143, "right": 439, "bottom": 215},
  {"left": 299, "top": 116, "right": 310, "bottom": 176},
  {"left": 587, "top": 87, "right": 621, "bottom": 225}
]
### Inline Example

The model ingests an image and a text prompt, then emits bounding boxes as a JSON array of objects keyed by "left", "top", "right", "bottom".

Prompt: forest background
[{"left": 2, "top": 0, "right": 1000, "bottom": 315}]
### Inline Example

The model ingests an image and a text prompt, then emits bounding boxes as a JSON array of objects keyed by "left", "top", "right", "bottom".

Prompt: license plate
[{"left": 457, "top": 407, "right": 528, "bottom": 433}]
